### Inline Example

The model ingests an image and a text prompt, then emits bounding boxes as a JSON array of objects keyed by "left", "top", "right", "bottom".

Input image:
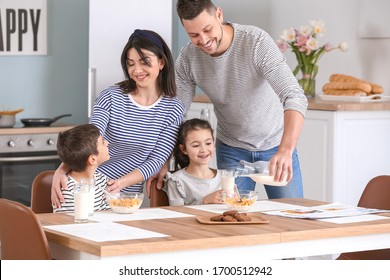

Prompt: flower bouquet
[{"left": 276, "top": 19, "right": 348, "bottom": 97}]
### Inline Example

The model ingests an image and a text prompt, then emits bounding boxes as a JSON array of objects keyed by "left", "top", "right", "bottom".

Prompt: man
[{"left": 173, "top": 0, "right": 308, "bottom": 199}]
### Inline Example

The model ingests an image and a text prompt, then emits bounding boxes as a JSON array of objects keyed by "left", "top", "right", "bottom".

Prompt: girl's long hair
[{"left": 173, "top": 118, "right": 214, "bottom": 171}]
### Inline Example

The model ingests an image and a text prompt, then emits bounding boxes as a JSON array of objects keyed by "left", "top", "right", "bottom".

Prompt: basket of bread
[{"left": 322, "top": 74, "right": 384, "bottom": 97}]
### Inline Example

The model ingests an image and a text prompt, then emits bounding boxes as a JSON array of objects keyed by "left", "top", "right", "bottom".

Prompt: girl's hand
[{"left": 203, "top": 190, "right": 224, "bottom": 204}]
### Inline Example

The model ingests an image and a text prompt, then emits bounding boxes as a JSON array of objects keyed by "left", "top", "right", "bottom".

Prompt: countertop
[
  {"left": 193, "top": 95, "right": 390, "bottom": 111},
  {"left": 0, "top": 123, "right": 75, "bottom": 135}
]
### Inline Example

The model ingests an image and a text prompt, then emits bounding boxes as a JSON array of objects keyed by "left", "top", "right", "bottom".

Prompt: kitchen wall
[
  {"left": 1, "top": 0, "right": 389, "bottom": 125},
  {"left": 175, "top": 0, "right": 390, "bottom": 97},
  {"left": 0, "top": 0, "right": 89, "bottom": 125},
  {"left": 267, "top": 0, "right": 390, "bottom": 97}
]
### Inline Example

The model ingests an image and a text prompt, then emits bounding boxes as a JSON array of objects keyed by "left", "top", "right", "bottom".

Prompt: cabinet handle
[{"left": 88, "top": 68, "right": 97, "bottom": 119}]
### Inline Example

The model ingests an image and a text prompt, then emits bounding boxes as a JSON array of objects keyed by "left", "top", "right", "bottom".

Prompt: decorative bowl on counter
[
  {"left": 223, "top": 190, "right": 258, "bottom": 212},
  {"left": 0, "top": 108, "right": 24, "bottom": 128},
  {"left": 107, "top": 192, "right": 144, "bottom": 214}
]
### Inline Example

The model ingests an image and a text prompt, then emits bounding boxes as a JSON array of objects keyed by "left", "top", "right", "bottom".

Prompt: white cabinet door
[
  {"left": 88, "top": 0, "right": 172, "bottom": 116},
  {"left": 297, "top": 110, "right": 334, "bottom": 202},
  {"left": 298, "top": 109, "right": 390, "bottom": 205}
]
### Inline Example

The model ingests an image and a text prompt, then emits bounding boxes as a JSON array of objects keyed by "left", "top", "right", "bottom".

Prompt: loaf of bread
[
  {"left": 329, "top": 74, "right": 384, "bottom": 95},
  {"left": 323, "top": 81, "right": 372, "bottom": 93},
  {"left": 323, "top": 89, "right": 367, "bottom": 96},
  {"left": 371, "top": 83, "right": 384, "bottom": 94},
  {"left": 329, "top": 73, "right": 361, "bottom": 83}
]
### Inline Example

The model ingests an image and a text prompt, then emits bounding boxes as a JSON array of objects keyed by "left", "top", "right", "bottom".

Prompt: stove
[{"left": 0, "top": 125, "right": 75, "bottom": 206}]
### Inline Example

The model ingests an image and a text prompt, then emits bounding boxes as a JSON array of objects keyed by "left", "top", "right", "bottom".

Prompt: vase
[{"left": 298, "top": 77, "right": 316, "bottom": 98}]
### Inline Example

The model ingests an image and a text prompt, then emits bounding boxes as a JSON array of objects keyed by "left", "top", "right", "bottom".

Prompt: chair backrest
[
  {"left": 0, "top": 198, "right": 51, "bottom": 260},
  {"left": 358, "top": 175, "right": 390, "bottom": 209},
  {"left": 149, "top": 178, "right": 169, "bottom": 207},
  {"left": 31, "top": 170, "right": 55, "bottom": 214},
  {"left": 337, "top": 175, "right": 390, "bottom": 260}
]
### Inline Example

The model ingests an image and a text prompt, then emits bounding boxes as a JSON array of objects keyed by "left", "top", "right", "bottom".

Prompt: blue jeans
[{"left": 216, "top": 139, "right": 303, "bottom": 199}]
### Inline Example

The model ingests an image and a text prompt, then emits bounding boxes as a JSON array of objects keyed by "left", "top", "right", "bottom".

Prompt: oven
[{"left": 0, "top": 127, "right": 72, "bottom": 206}]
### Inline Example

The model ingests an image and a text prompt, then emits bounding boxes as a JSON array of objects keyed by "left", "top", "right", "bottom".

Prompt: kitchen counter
[
  {"left": 0, "top": 124, "right": 75, "bottom": 135},
  {"left": 193, "top": 95, "right": 390, "bottom": 111}
]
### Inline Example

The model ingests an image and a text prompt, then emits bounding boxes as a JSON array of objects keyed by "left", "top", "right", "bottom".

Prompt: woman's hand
[
  {"left": 106, "top": 179, "right": 122, "bottom": 193},
  {"left": 51, "top": 164, "right": 69, "bottom": 208},
  {"left": 203, "top": 190, "right": 224, "bottom": 204}
]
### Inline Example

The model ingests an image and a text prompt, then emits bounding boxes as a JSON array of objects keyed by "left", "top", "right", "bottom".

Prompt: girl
[
  {"left": 163, "top": 118, "right": 223, "bottom": 205},
  {"left": 51, "top": 29, "right": 185, "bottom": 207}
]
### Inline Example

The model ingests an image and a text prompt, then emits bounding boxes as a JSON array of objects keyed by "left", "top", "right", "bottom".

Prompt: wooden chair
[
  {"left": 149, "top": 178, "right": 169, "bottom": 207},
  {"left": 0, "top": 198, "right": 52, "bottom": 260},
  {"left": 31, "top": 170, "right": 55, "bottom": 214},
  {"left": 337, "top": 175, "right": 390, "bottom": 260}
]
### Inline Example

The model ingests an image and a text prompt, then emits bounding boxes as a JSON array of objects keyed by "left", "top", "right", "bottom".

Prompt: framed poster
[{"left": 0, "top": 0, "right": 47, "bottom": 55}]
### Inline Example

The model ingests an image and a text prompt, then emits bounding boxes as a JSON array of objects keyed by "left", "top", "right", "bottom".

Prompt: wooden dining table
[{"left": 37, "top": 198, "right": 390, "bottom": 260}]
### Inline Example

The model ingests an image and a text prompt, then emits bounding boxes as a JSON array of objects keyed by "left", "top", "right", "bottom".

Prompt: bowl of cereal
[
  {"left": 108, "top": 192, "right": 144, "bottom": 214},
  {"left": 223, "top": 190, "right": 258, "bottom": 212}
]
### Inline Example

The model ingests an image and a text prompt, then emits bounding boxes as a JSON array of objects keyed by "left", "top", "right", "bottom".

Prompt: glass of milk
[
  {"left": 221, "top": 170, "right": 236, "bottom": 192},
  {"left": 74, "top": 183, "right": 90, "bottom": 223},
  {"left": 80, "top": 177, "right": 96, "bottom": 216}
]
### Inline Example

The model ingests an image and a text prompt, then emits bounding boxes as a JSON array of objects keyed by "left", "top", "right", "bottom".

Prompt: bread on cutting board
[{"left": 322, "top": 74, "right": 384, "bottom": 96}]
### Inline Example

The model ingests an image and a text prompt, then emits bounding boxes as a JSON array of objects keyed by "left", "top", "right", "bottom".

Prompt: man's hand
[
  {"left": 268, "top": 110, "right": 304, "bottom": 184},
  {"left": 268, "top": 149, "right": 293, "bottom": 183}
]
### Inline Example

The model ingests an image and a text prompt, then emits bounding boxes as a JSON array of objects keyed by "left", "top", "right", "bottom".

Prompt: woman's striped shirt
[{"left": 90, "top": 85, "right": 185, "bottom": 193}]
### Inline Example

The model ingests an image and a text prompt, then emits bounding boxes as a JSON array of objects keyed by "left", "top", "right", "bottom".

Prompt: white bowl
[{"left": 108, "top": 192, "right": 144, "bottom": 214}]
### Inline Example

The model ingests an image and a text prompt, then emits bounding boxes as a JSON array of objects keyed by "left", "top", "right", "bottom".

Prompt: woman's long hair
[{"left": 118, "top": 29, "right": 176, "bottom": 97}]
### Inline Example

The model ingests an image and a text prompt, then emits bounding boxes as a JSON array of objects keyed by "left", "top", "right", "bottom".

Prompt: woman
[{"left": 51, "top": 29, "right": 185, "bottom": 207}]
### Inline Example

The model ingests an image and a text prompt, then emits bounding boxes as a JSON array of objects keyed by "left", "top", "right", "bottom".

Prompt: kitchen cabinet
[
  {"left": 297, "top": 101, "right": 390, "bottom": 205},
  {"left": 88, "top": 0, "right": 173, "bottom": 117}
]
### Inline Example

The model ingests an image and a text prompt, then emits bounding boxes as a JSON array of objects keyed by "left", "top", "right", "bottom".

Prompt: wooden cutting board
[{"left": 196, "top": 215, "right": 269, "bottom": 225}]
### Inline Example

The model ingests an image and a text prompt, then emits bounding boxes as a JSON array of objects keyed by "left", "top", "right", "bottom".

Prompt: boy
[{"left": 53, "top": 124, "right": 111, "bottom": 212}]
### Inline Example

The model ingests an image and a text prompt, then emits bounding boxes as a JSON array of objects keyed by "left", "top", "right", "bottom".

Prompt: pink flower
[
  {"left": 276, "top": 19, "right": 348, "bottom": 79},
  {"left": 324, "top": 43, "right": 334, "bottom": 52},
  {"left": 276, "top": 39, "right": 289, "bottom": 53},
  {"left": 295, "top": 34, "right": 308, "bottom": 47}
]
